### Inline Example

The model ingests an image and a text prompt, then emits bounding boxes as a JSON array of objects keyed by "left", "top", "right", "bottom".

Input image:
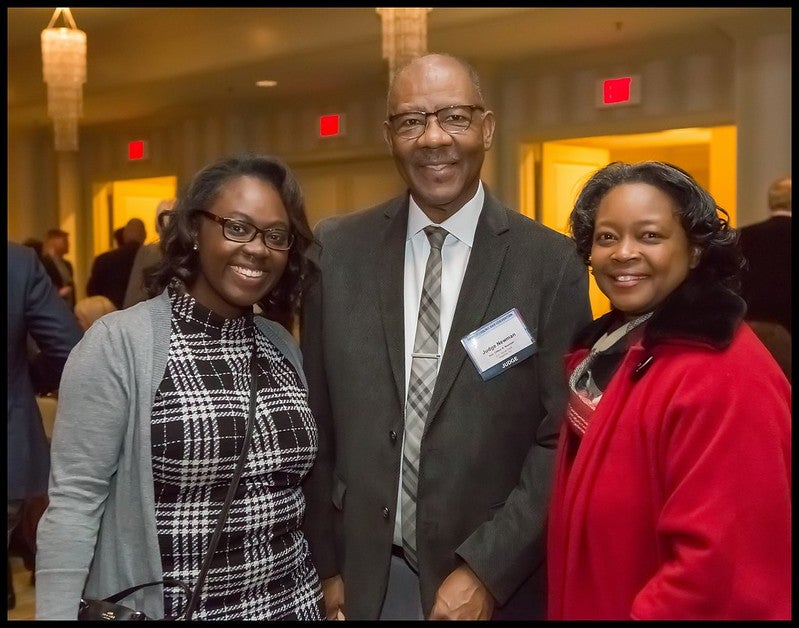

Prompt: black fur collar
[{"left": 573, "top": 281, "right": 746, "bottom": 352}]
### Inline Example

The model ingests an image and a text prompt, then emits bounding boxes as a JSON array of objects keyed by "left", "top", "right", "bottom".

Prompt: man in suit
[
  {"left": 738, "top": 175, "right": 791, "bottom": 334},
  {"left": 7, "top": 242, "right": 83, "bottom": 608},
  {"left": 122, "top": 200, "right": 173, "bottom": 309},
  {"left": 86, "top": 218, "right": 147, "bottom": 309},
  {"left": 300, "top": 53, "right": 592, "bottom": 620},
  {"left": 40, "top": 228, "right": 76, "bottom": 308}
]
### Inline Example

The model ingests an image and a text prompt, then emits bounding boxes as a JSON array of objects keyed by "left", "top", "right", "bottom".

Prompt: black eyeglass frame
[
  {"left": 387, "top": 104, "right": 486, "bottom": 139},
  {"left": 199, "top": 210, "right": 294, "bottom": 251}
]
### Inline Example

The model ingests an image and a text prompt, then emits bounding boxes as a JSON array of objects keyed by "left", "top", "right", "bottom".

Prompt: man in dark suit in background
[
  {"left": 122, "top": 200, "right": 173, "bottom": 309},
  {"left": 7, "top": 242, "right": 83, "bottom": 608},
  {"left": 738, "top": 175, "right": 791, "bottom": 334},
  {"left": 737, "top": 175, "right": 792, "bottom": 379},
  {"left": 301, "top": 53, "right": 591, "bottom": 620},
  {"left": 40, "top": 228, "right": 76, "bottom": 309},
  {"left": 86, "top": 218, "right": 147, "bottom": 309}
]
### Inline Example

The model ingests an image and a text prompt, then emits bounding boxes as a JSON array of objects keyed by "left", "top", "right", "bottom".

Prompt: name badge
[{"left": 461, "top": 308, "right": 537, "bottom": 381}]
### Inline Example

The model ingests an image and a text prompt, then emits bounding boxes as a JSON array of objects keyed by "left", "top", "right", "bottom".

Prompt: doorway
[
  {"left": 519, "top": 125, "right": 736, "bottom": 317},
  {"left": 91, "top": 175, "right": 177, "bottom": 257}
]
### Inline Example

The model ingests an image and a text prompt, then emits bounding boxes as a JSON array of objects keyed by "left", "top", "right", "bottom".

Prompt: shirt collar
[{"left": 406, "top": 181, "right": 484, "bottom": 247}]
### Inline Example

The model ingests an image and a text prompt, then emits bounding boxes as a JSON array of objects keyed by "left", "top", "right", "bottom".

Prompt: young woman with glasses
[{"left": 36, "top": 154, "right": 324, "bottom": 620}]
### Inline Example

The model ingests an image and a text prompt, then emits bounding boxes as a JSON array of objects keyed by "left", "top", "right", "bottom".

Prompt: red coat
[{"left": 547, "top": 286, "right": 791, "bottom": 620}]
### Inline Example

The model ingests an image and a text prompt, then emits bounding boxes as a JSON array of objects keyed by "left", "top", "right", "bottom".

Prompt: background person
[
  {"left": 301, "top": 53, "right": 591, "bottom": 620},
  {"left": 548, "top": 161, "right": 791, "bottom": 620},
  {"left": 36, "top": 154, "right": 323, "bottom": 620},
  {"left": 737, "top": 175, "right": 791, "bottom": 334},
  {"left": 737, "top": 175, "right": 791, "bottom": 379},
  {"left": 123, "top": 200, "right": 174, "bottom": 309},
  {"left": 85, "top": 218, "right": 147, "bottom": 309},
  {"left": 40, "top": 229, "right": 75, "bottom": 308}
]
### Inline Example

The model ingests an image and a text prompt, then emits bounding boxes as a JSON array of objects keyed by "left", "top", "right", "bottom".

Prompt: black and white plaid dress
[{"left": 150, "top": 284, "right": 323, "bottom": 620}]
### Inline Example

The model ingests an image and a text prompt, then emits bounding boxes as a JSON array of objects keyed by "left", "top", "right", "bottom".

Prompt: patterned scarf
[{"left": 566, "top": 312, "right": 653, "bottom": 436}]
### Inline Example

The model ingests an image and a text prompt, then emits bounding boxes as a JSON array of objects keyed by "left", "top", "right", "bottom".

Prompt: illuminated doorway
[
  {"left": 91, "top": 175, "right": 177, "bottom": 257},
  {"left": 519, "top": 125, "right": 736, "bottom": 317}
]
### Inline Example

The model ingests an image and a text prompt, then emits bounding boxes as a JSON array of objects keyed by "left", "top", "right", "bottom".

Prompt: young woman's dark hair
[
  {"left": 145, "top": 153, "right": 316, "bottom": 330},
  {"left": 569, "top": 161, "right": 745, "bottom": 293}
]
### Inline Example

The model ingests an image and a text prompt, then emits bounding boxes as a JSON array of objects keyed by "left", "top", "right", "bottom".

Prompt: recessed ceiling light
[{"left": 256, "top": 80, "right": 277, "bottom": 88}]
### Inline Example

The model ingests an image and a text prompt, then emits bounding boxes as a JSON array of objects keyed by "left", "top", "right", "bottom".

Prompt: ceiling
[{"left": 7, "top": 7, "right": 790, "bottom": 135}]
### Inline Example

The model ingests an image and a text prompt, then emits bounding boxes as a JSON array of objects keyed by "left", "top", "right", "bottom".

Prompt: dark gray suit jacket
[
  {"left": 300, "top": 191, "right": 592, "bottom": 619},
  {"left": 738, "top": 215, "right": 791, "bottom": 333}
]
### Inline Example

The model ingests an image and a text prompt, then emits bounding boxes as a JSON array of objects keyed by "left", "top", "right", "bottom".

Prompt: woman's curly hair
[
  {"left": 569, "top": 161, "right": 744, "bottom": 293},
  {"left": 144, "top": 153, "right": 316, "bottom": 330}
]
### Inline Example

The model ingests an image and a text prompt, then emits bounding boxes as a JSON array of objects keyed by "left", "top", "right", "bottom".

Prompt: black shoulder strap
[{"left": 103, "top": 578, "right": 192, "bottom": 604}]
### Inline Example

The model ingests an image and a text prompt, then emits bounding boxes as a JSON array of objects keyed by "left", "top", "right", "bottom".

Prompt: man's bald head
[{"left": 124, "top": 218, "right": 147, "bottom": 245}]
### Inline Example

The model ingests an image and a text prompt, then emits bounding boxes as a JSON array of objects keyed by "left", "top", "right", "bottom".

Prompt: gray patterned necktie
[{"left": 401, "top": 225, "right": 447, "bottom": 570}]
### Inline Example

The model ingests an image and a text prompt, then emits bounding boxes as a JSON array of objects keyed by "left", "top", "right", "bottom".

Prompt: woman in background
[
  {"left": 36, "top": 153, "right": 323, "bottom": 620},
  {"left": 547, "top": 161, "right": 791, "bottom": 620}
]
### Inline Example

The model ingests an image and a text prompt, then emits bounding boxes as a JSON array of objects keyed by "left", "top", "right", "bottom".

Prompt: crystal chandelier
[
  {"left": 376, "top": 8, "right": 432, "bottom": 81},
  {"left": 41, "top": 7, "right": 87, "bottom": 152}
]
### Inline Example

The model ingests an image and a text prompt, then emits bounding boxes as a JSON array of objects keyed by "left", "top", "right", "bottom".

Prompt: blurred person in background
[
  {"left": 123, "top": 200, "right": 175, "bottom": 309},
  {"left": 737, "top": 175, "right": 791, "bottom": 379},
  {"left": 738, "top": 175, "right": 791, "bottom": 333},
  {"left": 40, "top": 229, "right": 76, "bottom": 309},
  {"left": 86, "top": 218, "right": 147, "bottom": 310}
]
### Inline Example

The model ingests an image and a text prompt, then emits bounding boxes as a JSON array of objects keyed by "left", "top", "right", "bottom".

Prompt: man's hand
[
  {"left": 428, "top": 563, "right": 495, "bottom": 620},
  {"left": 321, "top": 574, "right": 345, "bottom": 620}
]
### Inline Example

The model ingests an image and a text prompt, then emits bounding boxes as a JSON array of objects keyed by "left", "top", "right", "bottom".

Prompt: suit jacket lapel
[
  {"left": 377, "top": 196, "right": 410, "bottom": 408},
  {"left": 426, "top": 195, "right": 510, "bottom": 426}
]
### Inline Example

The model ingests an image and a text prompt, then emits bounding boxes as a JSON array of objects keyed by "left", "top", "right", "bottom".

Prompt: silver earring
[{"left": 193, "top": 242, "right": 199, "bottom": 251}]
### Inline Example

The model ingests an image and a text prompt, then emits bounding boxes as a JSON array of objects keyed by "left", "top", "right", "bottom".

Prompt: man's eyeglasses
[
  {"left": 199, "top": 210, "right": 294, "bottom": 251},
  {"left": 387, "top": 104, "right": 485, "bottom": 139}
]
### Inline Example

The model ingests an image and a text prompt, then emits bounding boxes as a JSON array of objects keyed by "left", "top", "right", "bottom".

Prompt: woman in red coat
[{"left": 547, "top": 161, "right": 791, "bottom": 620}]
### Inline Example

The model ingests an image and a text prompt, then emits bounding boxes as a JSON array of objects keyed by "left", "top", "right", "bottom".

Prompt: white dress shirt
[{"left": 393, "top": 182, "right": 485, "bottom": 544}]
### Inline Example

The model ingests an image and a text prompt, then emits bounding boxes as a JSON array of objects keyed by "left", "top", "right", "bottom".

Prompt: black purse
[
  {"left": 78, "top": 578, "right": 193, "bottom": 620},
  {"left": 78, "top": 350, "right": 259, "bottom": 620}
]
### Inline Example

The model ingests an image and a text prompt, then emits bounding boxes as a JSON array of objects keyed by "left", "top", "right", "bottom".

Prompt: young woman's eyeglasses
[
  {"left": 387, "top": 104, "right": 485, "bottom": 139},
  {"left": 199, "top": 210, "right": 294, "bottom": 251}
]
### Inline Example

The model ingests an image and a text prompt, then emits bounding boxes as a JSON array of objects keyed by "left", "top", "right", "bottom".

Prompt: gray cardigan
[{"left": 35, "top": 290, "right": 307, "bottom": 620}]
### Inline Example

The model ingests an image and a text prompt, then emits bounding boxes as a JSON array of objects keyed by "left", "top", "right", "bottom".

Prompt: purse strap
[
  {"left": 182, "top": 347, "right": 260, "bottom": 620},
  {"left": 102, "top": 577, "right": 193, "bottom": 605}
]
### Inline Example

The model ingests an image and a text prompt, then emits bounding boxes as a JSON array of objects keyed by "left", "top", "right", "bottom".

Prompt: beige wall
[
  {"left": 7, "top": 24, "right": 790, "bottom": 288},
  {"left": 293, "top": 158, "right": 405, "bottom": 229}
]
